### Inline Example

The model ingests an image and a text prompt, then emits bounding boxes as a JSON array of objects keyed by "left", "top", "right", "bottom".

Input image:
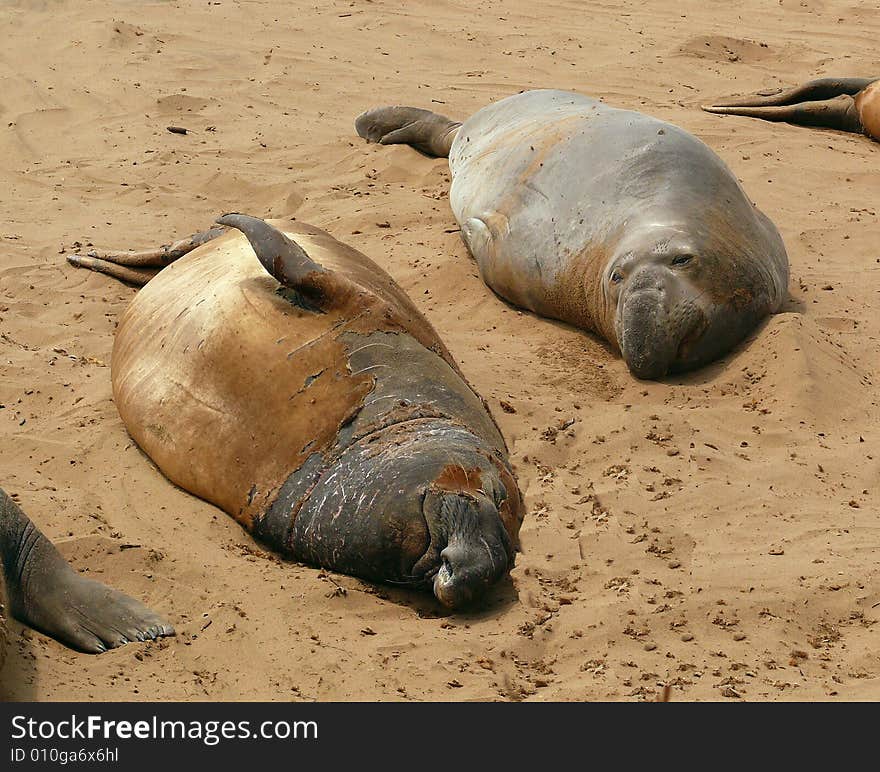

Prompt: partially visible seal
[
  {"left": 68, "top": 215, "right": 524, "bottom": 609},
  {"left": 356, "top": 89, "right": 790, "bottom": 379},
  {"left": 703, "top": 77, "right": 880, "bottom": 142},
  {"left": 0, "top": 487, "right": 173, "bottom": 655}
]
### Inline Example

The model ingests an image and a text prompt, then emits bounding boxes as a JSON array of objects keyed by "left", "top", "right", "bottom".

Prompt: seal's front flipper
[
  {"left": 66, "top": 226, "right": 227, "bottom": 286},
  {"left": 702, "top": 94, "right": 862, "bottom": 133},
  {"left": 355, "top": 106, "right": 461, "bottom": 157},
  {"left": 217, "top": 213, "right": 347, "bottom": 312},
  {"left": 461, "top": 217, "right": 494, "bottom": 263},
  {"left": 1, "top": 488, "right": 174, "bottom": 653},
  {"left": 461, "top": 214, "right": 512, "bottom": 266}
]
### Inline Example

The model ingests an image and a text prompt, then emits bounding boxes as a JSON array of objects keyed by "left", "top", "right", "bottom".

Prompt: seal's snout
[
  {"left": 430, "top": 494, "right": 512, "bottom": 610},
  {"left": 619, "top": 288, "right": 677, "bottom": 380},
  {"left": 432, "top": 537, "right": 507, "bottom": 609},
  {"left": 433, "top": 543, "right": 479, "bottom": 608}
]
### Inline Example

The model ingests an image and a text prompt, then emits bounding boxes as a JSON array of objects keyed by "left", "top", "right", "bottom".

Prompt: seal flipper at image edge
[{"left": 0, "top": 487, "right": 173, "bottom": 654}]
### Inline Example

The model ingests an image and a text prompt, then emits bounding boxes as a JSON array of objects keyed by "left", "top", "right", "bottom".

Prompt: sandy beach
[{"left": 1, "top": 0, "right": 878, "bottom": 701}]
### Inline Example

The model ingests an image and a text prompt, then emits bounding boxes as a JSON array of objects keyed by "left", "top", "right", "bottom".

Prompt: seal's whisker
[{"left": 383, "top": 576, "right": 430, "bottom": 587}]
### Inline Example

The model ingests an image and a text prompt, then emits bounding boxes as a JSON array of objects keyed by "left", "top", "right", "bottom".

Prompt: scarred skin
[
  {"left": 356, "top": 89, "right": 791, "bottom": 380},
  {"left": 0, "top": 488, "right": 173, "bottom": 655},
  {"left": 703, "top": 77, "right": 880, "bottom": 142},
  {"left": 68, "top": 215, "right": 525, "bottom": 609}
]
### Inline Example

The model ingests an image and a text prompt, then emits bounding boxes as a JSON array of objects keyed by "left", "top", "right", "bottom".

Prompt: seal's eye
[
  {"left": 671, "top": 254, "right": 693, "bottom": 267},
  {"left": 610, "top": 269, "right": 623, "bottom": 285}
]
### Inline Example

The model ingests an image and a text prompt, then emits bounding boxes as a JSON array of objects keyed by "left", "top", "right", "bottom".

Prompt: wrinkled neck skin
[
  {"left": 253, "top": 328, "right": 523, "bottom": 609},
  {"left": 283, "top": 420, "right": 520, "bottom": 609},
  {"left": 594, "top": 212, "right": 786, "bottom": 380}
]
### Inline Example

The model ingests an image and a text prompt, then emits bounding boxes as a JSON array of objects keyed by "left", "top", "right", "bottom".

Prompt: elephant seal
[
  {"left": 0, "top": 487, "right": 172, "bottom": 655},
  {"left": 703, "top": 77, "right": 880, "bottom": 142},
  {"left": 356, "top": 89, "right": 790, "bottom": 379},
  {"left": 67, "top": 215, "right": 524, "bottom": 609}
]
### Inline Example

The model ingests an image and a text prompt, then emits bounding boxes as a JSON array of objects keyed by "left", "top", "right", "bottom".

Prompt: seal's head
[
  {"left": 415, "top": 481, "right": 515, "bottom": 609},
  {"left": 602, "top": 224, "right": 781, "bottom": 379},
  {"left": 372, "top": 429, "right": 522, "bottom": 610}
]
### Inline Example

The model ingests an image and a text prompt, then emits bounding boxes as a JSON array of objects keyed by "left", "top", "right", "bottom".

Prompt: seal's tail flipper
[
  {"left": 1, "top": 487, "right": 174, "bottom": 653},
  {"left": 702, "top": 95, "right": 862, "bottom": 133},
  {"left": 702, "top": 77, "right": 878, "bottom": 134},
  {"left": 65, "top": 256, "right": 160, "bottom": 286},
  {"left": 705, "top": 77, "right": 876, "bottom": 109},
  {"left": 355, "top": 105, "right": 461, "bottom": 157},
  {"left": 66, "top": 226, "right": 227, "bottom": 286},
  {"left": 217, "top": 214, "right": 342, "bottom": 312}
]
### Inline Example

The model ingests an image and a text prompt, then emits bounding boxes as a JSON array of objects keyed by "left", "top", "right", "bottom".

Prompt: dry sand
[{"left": 1, "top": 0, "right": 878, "bottom": 701}]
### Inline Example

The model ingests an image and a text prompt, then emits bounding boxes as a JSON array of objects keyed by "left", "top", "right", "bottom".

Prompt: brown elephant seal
[
  {"left": 703, "top": 77, "right": 880, "bottom": 142},
  {"left": 356, "top": 89, "right": 790, "bottom": 380},
  {"left": 0, "top": 487, "right": 172, "bottom": 655},
  {"left": 67, "top": 215, "right": 524, "bottom": 609}
]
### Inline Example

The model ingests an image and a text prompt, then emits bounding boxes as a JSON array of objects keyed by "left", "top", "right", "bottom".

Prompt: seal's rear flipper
[
  {"left": 217, "top": 213, "right": 344, "bottom": 312},
  {"left": 702, "top": 94, "right": 862, "bottom": 133},
  {"left": 66, "top": 255, "right": 160, "bottom": 286},
  {"left": 705, "top": 77, "right": 876, "bottom": 109},
  {"left": 355, "top": 106, "right": 461, "bottom": 157},
  {"left": 1, "top": 488, "right": 174, "bottom": 653},
  {"left": 66, "top": 225, "right": 227, "bottom": 286},
  {"left": 701, "top": 77, "right": 879, "bottom": 134}
]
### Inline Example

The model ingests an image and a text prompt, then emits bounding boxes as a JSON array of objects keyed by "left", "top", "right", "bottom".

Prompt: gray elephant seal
[
  {"left": 67, "top": 215, "right": 525, "bottom": 609},
  {"left": 703, "top": 77, "right": 880, "bottom": 142},
  {"left": 356, "top": 89, "right": 790, "bottom": 379},
  {"left": 1, "top": 487, "right": 172, "bottom": 655}
]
